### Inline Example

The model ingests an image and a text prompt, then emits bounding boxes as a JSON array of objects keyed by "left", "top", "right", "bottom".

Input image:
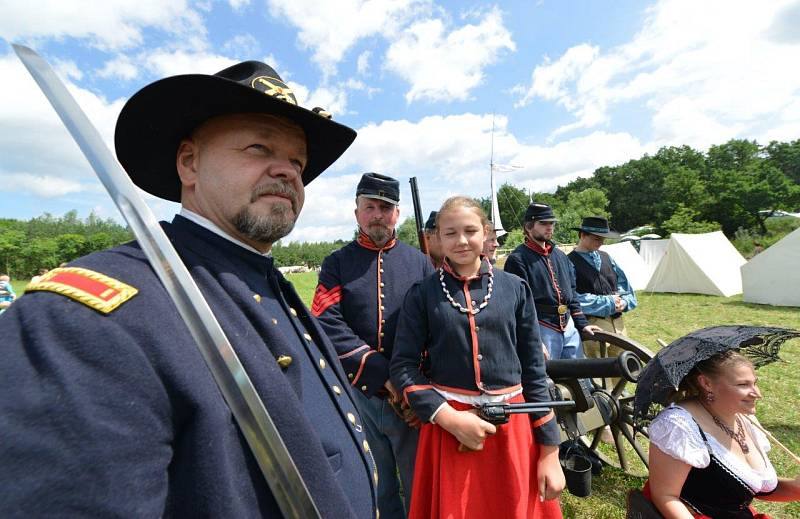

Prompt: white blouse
[{"left": 649, "top": 405, "right": 778, "bottom": 494}]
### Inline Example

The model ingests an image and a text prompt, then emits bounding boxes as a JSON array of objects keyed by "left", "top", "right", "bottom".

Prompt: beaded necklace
[
  {"left": 709, "top": 411, "right": 750, "bottom": 454},
  {"left": 439, "top": 262, "right": 494, "bottom": 315}
]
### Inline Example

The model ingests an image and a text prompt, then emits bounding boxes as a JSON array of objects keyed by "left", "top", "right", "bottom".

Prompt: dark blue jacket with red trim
[
  {"left": 504, "top": 239, "right": 589, "bottom": 333},
  {"left": 313, "top": 232, "right": 434, "bottom": 398},
  {"left": 0, "top": 216, "right": 376, "bottom": 519},
  {"left": 389, "top": 259, "right": 561, "bottom": 446}
]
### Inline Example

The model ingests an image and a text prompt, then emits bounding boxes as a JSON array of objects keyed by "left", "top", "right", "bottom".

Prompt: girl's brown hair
[
  {"left": 435, "top": 196, "right": 490, "bottom": 232},
  {"left": 673, "top": 350, "right": 753, "bottom": 403}
]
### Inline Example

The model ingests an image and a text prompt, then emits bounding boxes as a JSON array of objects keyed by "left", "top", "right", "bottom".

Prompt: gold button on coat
[
  {"left": 303, "top": 333, "right": 312, "bottom": 341},
  {"left": 319, "top": 358, "right": 327, "bottom": 369},
  {"left": 253, "top": 294, "right": 262, "bottom": 303},
  {"left": 276, "top": 355, "right": 293, "bottom": 369},
  {"left": 333, "top": 385, "right": 342, "bottom": 395},
  {"left": 347, "top": 412, "right": 356, "bottom": 424},
  {"left": 289, "top": 307, "right": 298, "bottom": 316}
]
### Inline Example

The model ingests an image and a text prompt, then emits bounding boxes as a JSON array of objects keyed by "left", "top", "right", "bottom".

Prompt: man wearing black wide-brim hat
[
  {"left": 504, "top": 203, "right": 602, "bottom": 360},
  {"left": 0, "top": 61, "right": 377, "bottom": 518},
  {"left": 312, "top": 173, "right": 434, "bottom": 518},
  {"left": 567, "top": 216, "right": 637, "bottom": 338}
]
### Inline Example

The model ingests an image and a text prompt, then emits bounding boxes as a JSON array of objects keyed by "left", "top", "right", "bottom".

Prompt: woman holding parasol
[{"left": 633, "top": 326, "right": 800, "bottom": 518}]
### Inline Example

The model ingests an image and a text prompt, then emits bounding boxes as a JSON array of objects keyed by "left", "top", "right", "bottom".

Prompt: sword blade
[{"left": 12, "top": 44, "right": 320, "bottom": 519}]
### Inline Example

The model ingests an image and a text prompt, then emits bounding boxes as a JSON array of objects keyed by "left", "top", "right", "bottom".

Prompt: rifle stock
[{"left": 409, "top": 177, "right": 429, "bottom": 255}]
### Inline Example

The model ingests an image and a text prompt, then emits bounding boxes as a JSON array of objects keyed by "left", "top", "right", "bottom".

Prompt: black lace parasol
[{"left": 633, "top": 325, "right": 800, "bottom": 422}]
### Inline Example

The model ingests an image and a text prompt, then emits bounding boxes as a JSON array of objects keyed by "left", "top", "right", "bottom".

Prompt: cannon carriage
[{"left": 545, "top": 330, "right": 655, "bottom": 479}]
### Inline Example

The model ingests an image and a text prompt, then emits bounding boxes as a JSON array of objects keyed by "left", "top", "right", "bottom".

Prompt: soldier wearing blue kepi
[
  {"left": 423, "top": 210, "right": 445, "bottom": 269},
  {"left": 312, "top": 173, "right": 434, "bottom": 518},
  {"left": 0, "top": 60, "right": 377, "bottom": 518},
  {"left": 504, "top": 202, "right": 602, "bottom": 360}
]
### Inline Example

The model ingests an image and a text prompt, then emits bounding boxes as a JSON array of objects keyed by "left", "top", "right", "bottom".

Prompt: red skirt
[
  {"left": 409, "top": 397, "right": 563, "bottom": 519},
  {"left": 642, "top": 481, "right": 771, "bottom": 519}
]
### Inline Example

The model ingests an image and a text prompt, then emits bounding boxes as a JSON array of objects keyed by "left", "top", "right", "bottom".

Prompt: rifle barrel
[{"left": 408, "top": 177, "right": 429, "bottom": 255}]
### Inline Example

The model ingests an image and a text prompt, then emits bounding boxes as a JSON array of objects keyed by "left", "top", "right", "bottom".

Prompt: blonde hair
[{"left": 435, "top": 196, "right": 490, "bottom": 232}]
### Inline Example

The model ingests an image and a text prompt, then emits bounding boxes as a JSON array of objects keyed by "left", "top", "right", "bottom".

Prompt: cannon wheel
[{"left": 578, "top": 330, "right": 655, "bottom": 478}]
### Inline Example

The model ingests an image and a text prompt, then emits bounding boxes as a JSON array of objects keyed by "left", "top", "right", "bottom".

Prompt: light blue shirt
[
  {"left": 572, "top": 250, "right": 637, "bottom": 318},
  {"left": 0, "top": 281, "right": 15, "bottom": 314}
]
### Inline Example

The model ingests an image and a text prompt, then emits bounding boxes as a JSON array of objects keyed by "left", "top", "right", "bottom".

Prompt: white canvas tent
[
  {"left": 645, "top": 231, "right": 746, "bottom": 297},
  {"left": 742, "top": 227, "right": 800, "bottom": 307},
  {"left": 639, "top": 239, "right": 669, "bottom": 277},
  {"left": 600, "top": 241, "right": 651, "bottom": 291}
]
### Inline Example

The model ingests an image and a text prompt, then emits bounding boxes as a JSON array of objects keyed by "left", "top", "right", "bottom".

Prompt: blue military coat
[
  {"left": 0, "top": 216, "right": 376, "bottom": 518},
  {"left": 390, "top": 259, "right": 560, "bottom": 445},
  {"left": 312, "top": 232, "right": 433, "bottom": 398},
  {"left": 504, "top": 239, "right": 589, "bottom": 333}
]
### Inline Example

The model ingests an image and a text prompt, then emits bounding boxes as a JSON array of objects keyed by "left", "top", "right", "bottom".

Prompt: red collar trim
[
  {"left": 356, "top": 229, "right": 397, "bottom": 251},
  {"left": 441, "top": 257, "right": 491, "bottom": 281},
  {"left": 524, "top": 237, "right": 552, "bottom": 256}
]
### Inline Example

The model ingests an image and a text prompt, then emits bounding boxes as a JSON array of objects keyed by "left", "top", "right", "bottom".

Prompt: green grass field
[
  {"left": 285, "top": 273, "right": 800, "bottom": 519},
  {"left": 9, "top": 273, "right": 800, "bottom": 517},
  {"left": 10, "top": 279, "right": 28, "bottom": 295}
]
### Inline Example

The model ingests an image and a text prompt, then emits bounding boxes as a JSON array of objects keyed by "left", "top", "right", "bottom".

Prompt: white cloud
[
  {"left": 222, "top": 33, "right": 260, "bottom": 59},
  {"left": 345, "top": 79, "right": 380, "bottom": 98},
  {"left": 514, "top": 0, "right": 800, "bottom": 149},
  {"left": 515, "top": 44, "right": 598, "bottom": 108},
  {"left": 97, "top": 55, "right": 139, "bottom": 81},
  {"left": 141, "top": 49, "right": 236, "bottom": 77},
  {"left": 289, "top": 116, "right": 649, "bottom": 242},
  {"left": 0, "top": 172, "right": 86, "bottom": 197},
  {"left": 508, "top": 131, "right": 649, "bottom": 192},
  {"left": 287, "top": 80, "right": 350, "bottom": 117},
  {"left": 292, "top": 173, "right": 363, "bottom": 241},
  {"left": 52, "top": 58, "right": 84, "bottom": 81},
  {"left": 356, "top": 51, "right": 371, "bottom": 75},
  {"left": 266, "top": 0, "right": 429, "bottom": 75},
  {"left": 384, "top": 7, "right": 515, "bottom": 102},
  {"left": 0, "top": 52, "right": 123, "bottom": 184},
  {"left": 649, "top": 96, "right": 745, "bottom": 151},
  {"left": 0, "top": 0, "right": 205, "bottom": 50},
  {"left": 228, "top": 0, "right": 250, "bottom": 11}
]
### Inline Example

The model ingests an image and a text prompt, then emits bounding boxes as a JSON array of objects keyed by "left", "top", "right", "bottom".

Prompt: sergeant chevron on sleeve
[
  {"left": 313, "top": 173, "right": 434, "bottom": 518},
  {"left": 0, "top": 59, "right": 377, "bottom": 518}
]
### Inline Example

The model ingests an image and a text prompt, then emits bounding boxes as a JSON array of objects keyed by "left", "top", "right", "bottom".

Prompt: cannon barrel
[{"left": 545, "top": 350, "right": 643, "bottom": 383}]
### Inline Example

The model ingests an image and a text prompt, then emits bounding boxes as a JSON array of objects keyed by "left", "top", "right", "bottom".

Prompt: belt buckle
[{"left": 557, "top": 304, "right": 568, "bottom": 315}]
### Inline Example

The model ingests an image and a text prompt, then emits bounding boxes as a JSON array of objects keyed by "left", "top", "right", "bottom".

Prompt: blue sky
[{"left": 2, "top": 0, "right": 799, "bottom": 242}]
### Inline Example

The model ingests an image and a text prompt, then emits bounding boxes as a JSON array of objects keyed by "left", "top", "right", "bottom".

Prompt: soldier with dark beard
[
  {"left": 313, "top": 173, "right": 434, "bottom": 518},
  {"left": 504, "top": 202, "right": 601, "bottom": 360}
]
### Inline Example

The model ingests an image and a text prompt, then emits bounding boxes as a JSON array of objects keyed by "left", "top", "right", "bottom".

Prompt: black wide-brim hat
[
  {"left": 572, "top": 216, "right": 621, "bottom": 239},
  {"left": 115, "top": 61, "right": 357, "bottom": 202}
]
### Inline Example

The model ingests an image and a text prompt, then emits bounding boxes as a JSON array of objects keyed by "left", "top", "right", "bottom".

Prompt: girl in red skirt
[{"left": 390, "top": 196, "right": 564, "bottom": 519}]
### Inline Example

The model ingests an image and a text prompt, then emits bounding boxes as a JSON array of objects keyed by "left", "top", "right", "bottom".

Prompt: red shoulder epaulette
[{"left": 25, "top": 267, "right": 138, "bottom": 314}]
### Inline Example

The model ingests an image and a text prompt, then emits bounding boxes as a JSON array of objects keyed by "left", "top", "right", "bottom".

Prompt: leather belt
[{"left": 535, "top": 303, "right": 569, "bottom": 316}]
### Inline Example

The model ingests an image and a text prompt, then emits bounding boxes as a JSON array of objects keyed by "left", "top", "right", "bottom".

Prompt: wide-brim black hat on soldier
[
  {"left": 572, "top": 216, "right": 620, "bottom": 239},
  {"left": 115, "top": 61, "right": 356, "bottom": 202}
]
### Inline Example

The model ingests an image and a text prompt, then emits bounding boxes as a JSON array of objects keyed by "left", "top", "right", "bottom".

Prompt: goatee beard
[
  {"left": 233, "top": 182, "right": 299, "bottom": 244},
  {"left": 365, "top": 225, "right": 392, "bottom": 245}
]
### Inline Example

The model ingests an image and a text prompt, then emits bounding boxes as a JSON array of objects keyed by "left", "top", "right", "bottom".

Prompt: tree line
[
  {"left": 0, "top": 211, "right": 134, "bottom": 279},
  {"left": 3, "top": 138, "right": 798, "bottom": 277},
  {"left": 404, "top": 138, "right": 800, "bottom": 253}
]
